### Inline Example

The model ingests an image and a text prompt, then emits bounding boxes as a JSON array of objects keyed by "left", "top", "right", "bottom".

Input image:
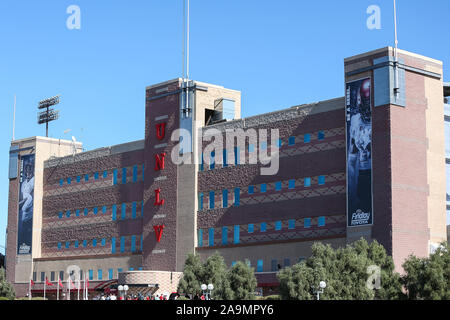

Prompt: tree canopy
[{"left": 0, "top": 268, "right": 15, "bottom": 300}]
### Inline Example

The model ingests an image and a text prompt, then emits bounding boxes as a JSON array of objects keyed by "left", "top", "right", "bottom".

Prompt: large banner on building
[
  {"left": 17, "top": 154, "right": 35, "bottom": 255},
  {"left": 346, "top": 78, "right": 373, "bottom": 227}
]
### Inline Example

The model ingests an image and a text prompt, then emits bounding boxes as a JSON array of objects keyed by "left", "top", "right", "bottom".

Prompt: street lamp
[
  {"left": 118, "top": 285, "right": 124, "bottom": 300},
  {"left": 201, "top": 284, "right": 214, "bottom": 300},
  {"left": 124, "top": 285, "right": 129, "bottom": 300},
  {"left": 312, "top": 281, "right": 326, "bottom": 300},
  {"left": 207, "top": 284, "right": 214, "bottom": 300}
]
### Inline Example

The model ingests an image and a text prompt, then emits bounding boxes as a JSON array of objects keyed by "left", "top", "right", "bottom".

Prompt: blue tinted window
[
  {"left": 66, "top": 211, "right": 71, "bottom": 218},
  {"left": 304, "top": 218, "right": 311, "bottom": 228},
  {"left": 234, "top": 147, "right": 240, "bottom": 165},
  {"left": 318, "top": 216, "right": 326, "bottom": 227},
  {"left": 102, "top": 206, "right": 107, "bottom": 214},
  {"left": 284, "top": 259, "right": 291, "bottom": 267},
  {"left": 85, "top": 174, "right": 89, "bottom": 182},
  {"left": 261, "top": 223, "right": 267, "bottom": 232},
  {"left": 75, "top": 209, "right": 80, "bottom": 217},
  {"left": 257, "top": 260, "right": 263, "bottom": 272},
  {"left": 318, "top": 175, "right": 326, "bottom": 185},
  {"left": 76, "top": 176, "right": 81, "bottom": 183},
  {"left": 248, "top": 186, "right": 254, "bottom": 194},
  {"left": 288, "top": 179, "right": 295, "bottom": 189},
  {"left": 222, "top": 190, "right": 228, "bottom": 208},
  {"left": 289, "top": 136, "right": 295, "bottom": 146},
  {"left": 84, "top": 208, "right": 89, "bottom": 216},
  {"left": 93, "top": 207, "right": 98, "bottom": 215},
  {"left": 65, "top": 241, "right": 70, "bottom": 249},
  {"left": 120, "top": 237, "right": 125, "bottom": 253},
  {"left": 271, "top": 260, "right": 278, "bottom": 272},
  {"left": 141, "top": 201, "right": 144, "bottom": 217},
  {"left": 142, "top": 164, "right": 145, "bottom": 181},
  {"left": 200, "top": 153, "right": 204, "bottom": 171},
  {"left": 209, "top": 191, "right": 215, "bottom": 210},
  {"left": 132, "top": 202, "right": 137, "bottom": 219},
  {"left": 231, "top": 261, "right": 237, "bottom": 267},
  {"left": 113, "top": 169, "right": 118, "bottom": 185},
  {"left": 74, "top": 241, "right": 79, "bottom": 248},
  {"left": 103, "top": 170, "right": 108, "bottom": 178},
  {"left": 233, "top": 226, "right": 240, "bottom": 244},
  {"left": 94, "top": 172, "right": 99, "bottom": 180},
  {"left": 275, "top": 221, "right": 282, "bottom": 231},
  {"left": 57, "top": 242, "right": 62, "bottom": 250},
  {"left": 277, "top": 139, "right": 282, "bottom": 147},
  {"left": 89, "top": 270, "right": 93, "bottom": 281},
  {"left": 132, "top": 165, "right": 137, "bottom": 182},
  {"left": 92, "top": 239, "right": 97, "bottom": 247},
  {"left": 112, "top": 205, "right": 117, "bottom": 221},
  {"left": 223, "top": 149, "right": 228, "bottom": 167},
  {"left": 261, "top": 184, "right": 267, "bottom": 193},
  {"left": 304, "top": 177, "right": 311, "bottom": 187},
  {"left": 234, "top": 188, "right": 240, "bottom": 206},
  {"left": 198, "top": 229, "right": 203, "bottom": 247},
  {"left": 131, "top": 235, "right": 136, "bottom": 252},
  {"left": 275, "top": 181, "right": 282, "bottom": 191},
  {"left": 101, "top": 238, "right": 106, "bottom": 246},
  {"left": 304, "top": 134, "right": 311, "bottom": 143},
  {"left": 83, "top": 240, "right": 87, "bottom": 247},
  {"left": 208, "top": 228, "right": 214, "bottom": 247},
  {"left": 199, "top": 193, "right": 203, "bottom": 211},
  {"left": 222, "top": 227, "right": 228, "bottom": 245},
  {"left": 210, "top": 151, "right": 215, "bottom": 170},
  {"left": 108, "top": 269, "right": 114, "bottom": 280},
  {"left": 67, "top": 178, "right": 71, "bottom": 185},
  {"left": 318, "top": 131, "right": 325, "bottom": 141},
  {"left": 121, "top": 203, "right": 126, "bottom": 220},
  {"left": 59, "top": 179, "right": 64, "bottom": 186},
  {"left": 248, "top": 224, "right": 254, "bottom": 233},
  {"left": 111, "top": 237, "right": 116, "bottom": 254},
  {"left": 288, "top": 219, "right": 295, "bottom": 229},
  {"left": 118, "top": 268, "right": 123, "bottom": 274},
  {"left": 58, "top": 212, "right": 63, "bottom": 219}
]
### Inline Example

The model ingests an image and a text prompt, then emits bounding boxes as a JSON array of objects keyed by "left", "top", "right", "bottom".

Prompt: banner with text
[{"left": 17, "top": 154, "right": 35, "bottom": 254}]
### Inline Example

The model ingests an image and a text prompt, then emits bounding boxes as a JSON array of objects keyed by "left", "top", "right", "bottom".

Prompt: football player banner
[
  {"left": 346, "top": 78, "right": 373, "bottom": 227},
  {"left": 17, "top": 154, "right": 35, "bottom": 254}
]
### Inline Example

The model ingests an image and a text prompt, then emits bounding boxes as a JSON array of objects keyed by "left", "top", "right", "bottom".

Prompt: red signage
[{"left": 153, "top": 225, "right": 165, "bottom": 243}]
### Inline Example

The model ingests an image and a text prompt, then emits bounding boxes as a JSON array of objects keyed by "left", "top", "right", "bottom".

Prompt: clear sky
[{"left": 1, "top": 0, "right": 449, "bottom": 253}]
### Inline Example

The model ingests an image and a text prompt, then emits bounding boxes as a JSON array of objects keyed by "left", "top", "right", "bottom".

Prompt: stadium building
[{"left": 5, "top": 47, "right": 449, "bottom": 298}]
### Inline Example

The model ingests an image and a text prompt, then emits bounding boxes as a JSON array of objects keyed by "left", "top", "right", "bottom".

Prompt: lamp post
[
  {"left": 201, "top": 284, "right": 207, "bottom": 299},
  {"left": 118, "top": 285, "right": 124, "bottom": 300},
  {"left": 123, "top": 285, "right": 129, "bottom": 300},
  {"left": 201, "top": 284, "right": 214, "bottom": 300},
  {"left": 311, "top": 281, "right": 326, "bottom": 300},
  {"left": 207, "top": 284, "right": 214, "bottom": 300}
]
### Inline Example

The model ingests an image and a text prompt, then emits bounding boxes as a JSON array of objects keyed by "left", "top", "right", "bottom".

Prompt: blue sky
[{"left": 1, "top": 0, "right": 449, "bottom": 253}]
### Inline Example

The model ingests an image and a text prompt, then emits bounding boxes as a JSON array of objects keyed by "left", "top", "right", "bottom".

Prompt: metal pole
[{"left": 393, "top": 0, "right": 399, "bottom": 96}]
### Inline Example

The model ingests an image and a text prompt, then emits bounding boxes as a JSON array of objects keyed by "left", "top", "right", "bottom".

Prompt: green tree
[
  {"left": 0, "top": 268, "right": 15, "bottom": 300},
  {"left": 201, "top": 252, "right": 234, "bottom": 300},
  {"left": 402, "top": 242, "right": 450, "bottom": 300},
  {"left": 177, "top": 253, "right": 204, "bottom": 297},
  {"left": 228, "top": 260, "right": 257, "bottom": 300},
  {"left": 278, "top": 239, "right": 404, "bottom": 300}
]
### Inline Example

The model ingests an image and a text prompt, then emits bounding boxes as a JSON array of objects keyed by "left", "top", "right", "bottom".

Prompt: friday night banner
[
  {"left": 346, "top": 78, "right": 373, "bottom": 227},
  {"left": 17, "top": 154, "right": 35, "bottom": 255}
]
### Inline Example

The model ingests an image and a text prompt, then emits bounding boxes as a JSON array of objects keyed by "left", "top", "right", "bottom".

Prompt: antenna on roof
[
  {"left": 393, "top": 0, "right": 400, "bottom": 96},
  {"left": 71, "top": 136, "right": 77, "bottom": 156},
  {"left": 181, "top": 0, "right": 192, "bottom": 118}
]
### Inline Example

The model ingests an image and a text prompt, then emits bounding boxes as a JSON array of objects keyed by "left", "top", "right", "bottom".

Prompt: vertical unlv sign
[
  {"left": 17, "top": 154, "right": 35, "bottom": 254},
  {"left": 346, "top": 78, "right": 373, "bottom": 227}
]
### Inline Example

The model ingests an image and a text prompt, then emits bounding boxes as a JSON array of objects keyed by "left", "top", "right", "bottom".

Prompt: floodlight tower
[{"left": 37, "top": 95, "right": 61, "bottom": 137}]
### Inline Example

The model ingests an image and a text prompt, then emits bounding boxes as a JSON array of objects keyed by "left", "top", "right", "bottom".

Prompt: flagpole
[
  {"left": 28, "top": 279, "right": 31, "bottom": 301},
  {"left": 77, "top": 275, "right": 80, "bottom": 300},
  {"left": 57, "top": 274, "right": 59, "bottom": 300},
  {"left": 44, "top": 278, "right": 46, "bottom": 301}
]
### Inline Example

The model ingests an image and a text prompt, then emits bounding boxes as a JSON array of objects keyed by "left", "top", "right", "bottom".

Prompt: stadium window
[
  {"left": 118, "top": 268, "right": 123, "bottom": 275},
  {"left": 40, "top": 272, "right": 45, "bottom": 282},
  {"left": 51, "top": 271, "right": 55, "bottom": 282},
  {"left": 67, "top": 177, "right": 71, "bottom": 185},
  {"left": 58, "top": 212, "right": 63, "bottom": 219},
  {"left": 275, "top": 181, "right": 282, "bottom": 191},
  {"left": 93, "top": 207, "right": 98, "bottom": 215},
  {"left": 200, "top": 153, "right": 204, "bottom": 171},
  {"left": 98, "top": 269, "right": 102, "bottom": 280},
  {"left": 57, "top": 242, "right": 62, "bottom": 250},
  {"left": 132, "top": 202, "right": 137, "bottom": 219},
  {"left": 92, "top": 239, "right": 97, "bottom": 247},
  {"left": 141, "top": 201, "right": 144, "bottom": 217},
  {"left": 111, "top": 237, "right": 116, "bottom": 254},
  {"left": 198, "top": 229, "right": 203, "bottom": 247},
  {"left": 210, "top": 151, "right": 215, "bottom": 170},
  {"left": 222, "top": 190, "right": 228, "bottom": 208},
  {"left": 94, "top": 172, "right": 99, "bottom": 180},
  {"left": 101, "top": 238, "right": 106, "bottom": 247},
  {"left": 304, "top": 177, "right": 311, "bottom": 187},
  {"left": 208, "top": 228, "right": 214, "bottom": 247},
  {"left": 277, "top": 139, "right": 282, "bottom": 147},
  {"left": 65, "top": 241, "right": 70, "bottom": 249},
  {"left": 234, "top": 188, "right": 240, "bottom": 206},
  {"left": 248, "top": 185, "right": 254, "bottom": 194},
  {"left": 120, "top": 237, "right": 125, "bottom": 253},
  {"left": 199, "top": 193, "right": 203, "bottom": 211},
  {"left": 103, "top": 170, "right": 108, "bottom": 178},
  {"left": 75, "top": 209, "right": 80, "bottom": 217},
  {"left": 304, "top": 218, "right": 311, "bottom": 228},
  {"left": 233, "top": 225, "right": 240, "bottom": 244},
  {"left": 59, "top": 179, "right": 64, "bottom": 186},
  {"left": 133, "top": 165, "right": 137, "bottom": 182},
  {"left": 288, "top": 179, "right": 295, "bottom": 189},
  {"left": 113, "top": 169, "right": 118, "bottom": 185},
  {"left": 318, "top": 216, "right": 326, "bottom": 227},
  {"left": 76, "top": 176, "right": 81, "bottom": 183},
  {"left": 304, "top": 134, "right": 311, "bottom": 143},
  {"left": 59, "top": 271, "right": 64, "bottom": 281},
  {"left": 318, "top": 175, "right": 326, "bottom": 185},
  {"left": 288, "top": 136, "right": 295, "bottom": 146},
  {"left": 261, "top": 222, "right": 267, "bottom": 232},
  {"left": 89, "top": 270, "right": 93, "bottom": 281},
  {"left": 275, "top": 221, "right": 282, "bottom": 231},
  {"left": 318, "top": 131, "right": 325, "bottom": 141},
  {"left": 82, "top": 240, "right": 87, "bottom": 247},
  {"left": 142, "top": 164, "right": 145, "bottom": 181},
  {"left": 271, "top": 260, "right": 278, "bottom": 272},
  {"left": 284, "top": 258, "right": 291, "bottom": 267},
  {"left": 222, "top": 227, "right": 228, "bottom": 245},
  {"left": 131, "top": 235, "right": 136, "bottom": 252},
  {"left": 257, "top": 260, "right": 264, "bottom": 272},
  {"left": 223, "top": 149, "right": 228, "bottom": 167},
  {"left": 102, "top": 206, "right": 107, "bottom": 214},
  {"left": 261, "top": 183, "right": 267, "bottom": 193},
  {"left": 108, "top": 269, "right": 114, "bottom": 280},
  {"left": 209, "top": 191, "right": 215, "bottom": 210},
  {"left": 112, "top": 205, "right": 117, "bottom": 221},
  {"left": 74, "top": 241, "right": 79, "bottom": 248},
  {"left": 288, "top": 219, "right": 295, "bottom": 229},
  {"left": 121, "top": 203, "right": 126, "bottom": 220},
  {"left": 248, "top": 224, "right": 254, "bottom": 233},
  {"left": 234, "top": 147, "right": 240, "bottom": 165},
  {"left": 85, "top": 174, "right": 89, "bottom": 182},
  {"left": 122, "top": 168, "right": 127, "bottom": 184}
]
